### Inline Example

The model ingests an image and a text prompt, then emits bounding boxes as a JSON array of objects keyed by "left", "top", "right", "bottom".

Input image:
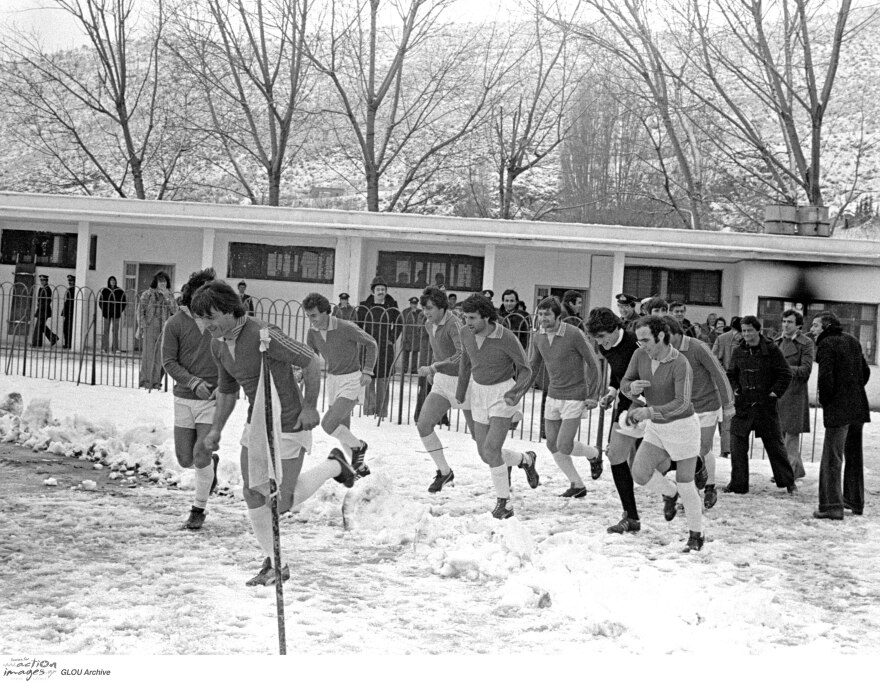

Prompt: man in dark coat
[
  {"left": 62, "top": 274, "right": 76, "bottom": 349},
  {"left": 401, "top": 296, "right": 424, "bottom": 373},
  {"left": 775, "top": 308, "right": 814, "bottom": 480},
  {"left": 31, "top": 274, "right": 59, "bottom": 347},
  {"left": 358, "top": 276, "right": 401, "bottom": 417},
  {"left": 498, "top": 289, "right": 530, "bottom": 351},
  {"left": 98, "top": 276, "right": 127, "bottom": 352},
  {"left": 810, "top": 312, "right": 870, "bottom": 520},
  {"left": 724, "top": 315, "right": 797, "bottom": 494}
]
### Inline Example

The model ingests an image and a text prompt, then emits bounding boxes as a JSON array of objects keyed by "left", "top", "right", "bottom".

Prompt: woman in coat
[{"left": 137, "top": 271, "right": 177, "bottom": 389}]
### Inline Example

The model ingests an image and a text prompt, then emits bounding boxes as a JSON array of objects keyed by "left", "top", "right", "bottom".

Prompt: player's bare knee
[
  {"left": 631, "top": 462, "right": 652, "bottom": 486},
  {"left": 557, "top": 439, "right": 575, "bottom": 456}
]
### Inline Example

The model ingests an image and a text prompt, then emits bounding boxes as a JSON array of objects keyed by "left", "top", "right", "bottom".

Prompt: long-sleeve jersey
[
  {"left": 212, "top": 317, "right": 316, "bottom": 432},
  {"left": 529, "top": 322, "right": 601, "bottom": 401},
  {"left": 596, "top": 329, "right": 639, "bottom": 413},
  {"left": 457, "top": 322, "right": 532, "bottom": 401},
  {"left": 621, "top": 346, "right": 694, "bottom": 423},
  {"left": 306, "top": 316, "right": 377, "bottom": 376},
  {"left": 427, "top": 311, "right": 464, "bottom": 377},
  {"left": 161, "top": 308, "right": 219, "bottom": 399},
  {"left": 677, "top": 336, "right": 734, "bottom": 414}
]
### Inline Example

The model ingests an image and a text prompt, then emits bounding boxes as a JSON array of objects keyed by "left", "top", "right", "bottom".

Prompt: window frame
[
  {"left": 623, "top": 265, "right": 722, "bottom": 306},
  {"left": 226, "top": 242, "right": 335, "bottom": 284},
  {"left": 0, "top": 229, "right": 97, "bottom": 270},
  {"left": 376, "top": 250, "right": 485, "bottom": 292}
]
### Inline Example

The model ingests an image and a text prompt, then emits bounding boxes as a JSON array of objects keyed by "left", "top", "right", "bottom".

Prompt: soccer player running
[
  {"left": 621, "top": 317, "right": 704, "bottom": 553},
  {"left": 587, "top": 307, "right": 642, "bottom": 533},
  {"left": 302, "top": 293, "right": 377, "bottom": 477},
  {"left": 455, "top": 294, "right": 538, "bottom": 519},
  {"left": 530, "top": 296, "right": 603, "bottom": 498},
  {"left": 161, "top": 267, "right": 222, "bottom": 530},
  {"left": 664, "top": 316, "right": 734, "bottom": 510},
  {"left": 192, "top": 281, "right": 358, "bottom": 587},
  {"left": 415, "top": 286, "right": 475, "bottom": 493}
]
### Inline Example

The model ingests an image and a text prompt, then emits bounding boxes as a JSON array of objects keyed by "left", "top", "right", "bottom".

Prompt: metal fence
[{"left": 0, "top": 282, "right": 827, "bottom": 461}]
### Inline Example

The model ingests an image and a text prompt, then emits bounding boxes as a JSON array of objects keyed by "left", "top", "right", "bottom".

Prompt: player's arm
[
  {"left": 161, "top": 320, "right": 211, "bottom": 398},
  {"left": 352, "top": 324, "right": 378, "bottom": 383},
  {"left": 701, "top": 343, "right": 735, "bottom": 417},
  {"left": 575, "top": 331, "right": 602, "bottom": 405},
  {"left": 267, "top": 327, "right": 320, "bottom": 430},
  {"left": 505, "top": 333, "right": 532, "bottom": 404},
  {"left": 296, "top": 354, "right": 321, "bottom": 430},
  {"left": 455, "top": 337, "right": 472, "bottom": 405},
  {"left": 431, "top": 322, "right": 462, "bottom": 374},
  {"left": 527, "top": 339, "right": 544, "bottom": 388},
  {"left": 203, "top": 351, "right": 239, "bottom": 451},
  {"left": 620, "top": 352, "right": 641, "bottom": 400}
]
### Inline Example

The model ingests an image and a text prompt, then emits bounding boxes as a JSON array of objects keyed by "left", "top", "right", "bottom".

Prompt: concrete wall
[{"left": 494, "top": 246, "right": 594, "bottom": 311}]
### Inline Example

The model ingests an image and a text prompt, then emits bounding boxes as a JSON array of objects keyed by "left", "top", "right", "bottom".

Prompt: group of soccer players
[{"left": 163, "top": 269, "right": 736, "bottom": 585}]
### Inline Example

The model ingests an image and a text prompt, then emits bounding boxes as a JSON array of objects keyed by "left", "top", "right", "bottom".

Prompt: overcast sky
[{"left": 0, "top": 0, "right": 519, "bottom": 52}]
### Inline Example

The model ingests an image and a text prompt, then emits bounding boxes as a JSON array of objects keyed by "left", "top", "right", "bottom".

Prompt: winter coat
[
  {"left": 34, "top": 284, "right": 52, "bottom": 318},
  {"left": 401, "top": 307, "right": 424, "bottom": 351},
  {"left": 712, "top": 329, "right": 740, "bottom": 370},
  {"left": 137, "top": 288, "right": 177, "bottom": 329},
  {"left": 98, "top": 282, "right": 127, "bottom": 319},
  {"left": 357, "top": 293, "right": 401, "bottom": 378},
  {"left": 727, "top": 336, "right": 792, "bottom": 436},
  {"left": 62, "top": 286, "right": 76, "bottom": 317},
  {"left": 815, "top": 324, "right": 870, "bottom": 428},
  {"left": 499, "top": 306, "right": 531, "bottom": 350},
  {"left": 775, "top": 332, "right": 814, "bottom": 433}
]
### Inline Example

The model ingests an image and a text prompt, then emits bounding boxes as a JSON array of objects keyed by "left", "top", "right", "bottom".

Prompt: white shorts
[
  {"left": 240, "top": 422, "right": 312, "bottom": 460},
  {"left": 470, "top": 378, "right": 519, "bottom": 424},
  {"left": 431, "top": 372, "right": 470, "bottom": 410},
  {"left": 545, "top": 397, "right": 586, "bottom": 421},
  {"left": 173, "top": 396, "right": 216, "bottom": 429},
  {"left": 326, "top": 370, "right": 365, "bottom": 404},
  {"left": 697, "top": 408, "right": 722, "bottom": 428},
  {"left": 642, "top": 414, "right": 701, "bottom": 462}
]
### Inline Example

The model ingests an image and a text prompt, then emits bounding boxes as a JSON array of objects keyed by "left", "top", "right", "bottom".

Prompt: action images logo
[{"left": 2, "top": 658, "right": 58, "bottom": 681}]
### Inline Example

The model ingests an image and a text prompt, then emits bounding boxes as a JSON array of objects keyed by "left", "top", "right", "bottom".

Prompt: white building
[{"left": 1, "top": 192, "right": 878, "bottom": 366}]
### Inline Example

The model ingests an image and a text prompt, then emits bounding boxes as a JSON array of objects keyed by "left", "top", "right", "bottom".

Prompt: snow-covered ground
[{"left": 1, "top": 376, "right": 879, "bottom": 657}]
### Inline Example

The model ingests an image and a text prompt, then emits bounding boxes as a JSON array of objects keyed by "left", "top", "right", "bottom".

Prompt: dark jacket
[
  {"left": 815, "top": 324, "right": 870, "bottom": 428},
  {"left": 775, "top": 332, "right": 814, "bottom": 433},
  {"left": 63, "top": 286, "right": 76, "bottom": 317},
  {"left": 597, "top": 329, "right": 639, "bottom": 417},
  {"left": 357, "top": 293, "right": 402, "bottom": 378},
  {"left": 401, "top": 307, "right": 424, "bottom": 351},
  {"left": 727, "top": 336, "right": 792, "bottom": 435},
  {"left": 34, "top": 284, "right": 52, "bottom": 318},
  {"left": 98, "top": 281, "right": 127, "bottom": 319},
  {"left": 499, "top": 305, "right": 530, "bottom": 350}
]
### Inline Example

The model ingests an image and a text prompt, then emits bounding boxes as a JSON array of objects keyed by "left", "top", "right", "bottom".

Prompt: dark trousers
[
  {"left": 31, "top": 316, "right": 57, "bottom": 347},
  {"left": 728, "top": 410, "right": 795, "bottom": 492},
  {"left": 819, "top": 423, "right": 864, "bottom": 513},
  {"left": 62, "top": 315, "right": 73, "bottom": 348}
]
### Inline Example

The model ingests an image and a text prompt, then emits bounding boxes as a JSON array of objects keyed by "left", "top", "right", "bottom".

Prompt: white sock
[
  {"left": 571, "top": 441, "right": 597, "bottom": 461},
  {"left": 193, "top": 462, "right": 214, "bottom": 509},
  {"left": 490, "top": 465, "right": 510, "bottom": 498},
  {"left": 421, "top": 432, "right": 450, "bottom": 474},
  {"left": 704, "top": 451, "right": 716, "bottom": 486},
  {"left": 292, "top": 460, "right": 338, "bottom": 506},
  {"left": 551, "top": 450, "right": 583, "bottom": 487},
  {"left": 331, "top": 425, "right": 362, "bottom": 450},
  {"left": 645, "top": 470, "right": 678, "bottom": 497},
  {"left": 247, "top": 505, "right": 280, "bottom": 564},
  {"left": 677, "top": 481, "right": 703, "bottom": 533},
  {"left": 501, "top": 448, "right": 523, "bottom": 467}
]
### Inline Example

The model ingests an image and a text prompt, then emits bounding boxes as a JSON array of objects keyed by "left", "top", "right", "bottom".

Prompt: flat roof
[{"left": 1, "top": 192, "right": 877, "bottom": 266}]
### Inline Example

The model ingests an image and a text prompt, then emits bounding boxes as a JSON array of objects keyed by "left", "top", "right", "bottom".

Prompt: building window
[
  {"left": 623, "top": 266, "right": 722, "bottom": 306},
  {"left": 377, "top": 251, "right": 484, "bottom": 292},
  {"left": 758, "top": 297, "right": 877, "bottom": 362},
  {"left": 227, "top": 242, "right": 335, "bottom": 283},
  {"left": 0, "top": 229, "right": 97, "bottom": 270}
]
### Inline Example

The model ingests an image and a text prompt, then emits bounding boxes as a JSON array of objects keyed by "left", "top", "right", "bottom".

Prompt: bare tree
[
  {"left": 303, "top": 0, "right": 513, "bottom": 212},
  {"left": 0, "top": 0, "right": 170, "bottom": 199},
  {"left": 486, "top": 2, "right": 590, "bottom": 220},
  {"left": 166, "top": 0, "right": 314, "bottom": 205}
]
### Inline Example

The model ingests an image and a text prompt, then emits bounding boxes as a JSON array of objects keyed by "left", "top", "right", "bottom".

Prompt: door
[{"left": 534, "top": 285, "right": 589, "bottom": 313}]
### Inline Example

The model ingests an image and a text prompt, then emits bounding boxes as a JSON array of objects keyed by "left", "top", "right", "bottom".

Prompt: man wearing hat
[
  {"left": 332, "top": 292, "right": 357, "bottom": 322},
  {"left": 401, "top": 295, "right": 425, "bottom": 374},
  {"left": 32, "top": 274, "right": 59, "bottom": 348},
  {"left": 481, "top": 289, "right": 494, "bottom": 302},
  {"left": 616, "top": 293, "right": 639, "bottom": 332},
  {"left": 61, "top": 274, "right": 76, "bottom": 349},
  {"left": 358, "top": 276, "right": 401, "bottom": 417}
]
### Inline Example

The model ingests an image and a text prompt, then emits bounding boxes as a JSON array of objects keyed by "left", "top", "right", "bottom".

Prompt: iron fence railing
[{"left": 0, "top": 283, "right": 828, "bottom": 461}]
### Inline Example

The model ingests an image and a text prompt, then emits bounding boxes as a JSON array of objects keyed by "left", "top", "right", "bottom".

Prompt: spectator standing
[
  {"left": 137, "top": 271, "right": 177, "bottom": 389},
  {"left": 31, "top": 274, "right": 58, "bottom": 347},
  {"left": 775, "top": 309, "right": 814, "bottom": 480},
  {"left": 61, "top": 274, "right": 76, "bottom": 348},
  {"left": 332, "top": 292, "right": 357, "bottom": 322},
  {"left": 701, "top": 312, "right": 719, "bottom": 342},
  {"left": 498, "top": 289, "right": 530, "bottom": 350},
  {"left": 98, "top": 276, "right": 127, "bottom": 353},
  {"left": 811, "top": 313, "right": 870, "bottom": 520},
  {"left": 357, "top": 276, "right": 401, "bottom": 417},
  {"left": 669, "top": 301, "right": 701, "bottom": 340},
  {"left": 615, "top": 293, "right": 640, "bottom": 332},
  {"left": 401, "top": 296, "right": 424, "bottom": 373},
  {"left": 724, "top": 315, "right": 796, "bottom": 494},
  {"left": 711, "top": 316, "right": 739, "bottom": 458},
  {"left": 237, "top": 281, "right": 255, "bottom": 316}
]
